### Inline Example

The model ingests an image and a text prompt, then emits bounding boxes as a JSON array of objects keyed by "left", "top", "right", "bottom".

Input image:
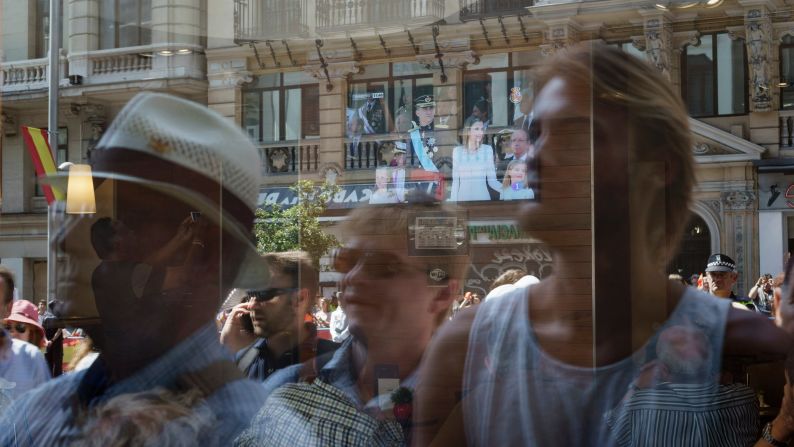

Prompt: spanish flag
[{"left": 21, "top": 126, "right": 64, "bottom": 204}]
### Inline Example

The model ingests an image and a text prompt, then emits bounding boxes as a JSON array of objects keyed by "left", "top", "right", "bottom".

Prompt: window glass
[
  {"left": 284, "top": 88, "right": 302, "bottom": 141},
  {"left": 684, "top": 33, "right": 746, "bottom": 117},
  {"left": 685, "top": 34, "right": 715, "bottom": 116},
  {"left": 781, "top": 35, "right": 794, "bottom": 109},
  {"left": 716, "top": 33, "right": 745, "bottom": 115},
  {"left": 262, "top": 90, "right": 280, "bottom": 142},
  {"left": 243, "top": 91, "right": 261, "bottom": 141}
]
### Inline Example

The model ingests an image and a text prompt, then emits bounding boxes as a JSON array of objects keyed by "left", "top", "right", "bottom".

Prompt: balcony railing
[
  {"left": 90, "top": 52, "right": 152, "bottom": 76},
  {"left": 0, "top": 57, "right": 67, "bottom": 93},
  {"left": 316, "top": 0, "right": 445, "bottom": 33},
  {"left": 459, "top": 0, "right": 534, "bottom": 22},
  {"left": 346, "top": 138, "right": 427, "bottom": 170},
  {"left": 261, "top": 143, "right": 320, "bottom": 175},
  {"left": 235, "top": 0, "right": 309, "bottom": 41}
]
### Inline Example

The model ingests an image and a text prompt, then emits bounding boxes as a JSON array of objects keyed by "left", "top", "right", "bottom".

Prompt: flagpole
[{"left": 47, "top": 0, "right": 61, "bottom": 306}]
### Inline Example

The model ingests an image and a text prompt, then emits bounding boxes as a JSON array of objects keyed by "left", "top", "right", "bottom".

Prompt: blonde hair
[
  {"left": 536, "top": 43, "right": 695, "bottom": 262},
  {"left": 502, "top": 160, "right": 529, "bottom": 189}
]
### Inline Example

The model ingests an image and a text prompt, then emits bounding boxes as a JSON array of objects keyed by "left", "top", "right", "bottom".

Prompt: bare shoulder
[{"left": 424, "top": 306, "right": 479, "bottom": 373}]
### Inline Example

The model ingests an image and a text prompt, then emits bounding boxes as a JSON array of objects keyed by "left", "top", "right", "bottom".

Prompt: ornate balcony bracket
[
  {"left": 303, "top": 60, "right": 362, "bottom": 91},
  {"left": 416, "top": 50, "right": 479, "bottom": 71}
]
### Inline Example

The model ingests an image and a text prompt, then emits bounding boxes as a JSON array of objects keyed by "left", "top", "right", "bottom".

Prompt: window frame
[
  {"left": 460, "top": 53, "right": 535, "bottom": 138},
  {"left": 347, "top": 63, "right": 434, "bottom": 135},
  {"left": 99, "top": 0, "right": 152, "bottom": 50},
  {"left": 244, "top": 73, "right": 320, "bottom": 144},
  {"left": 680, "top": 32, "right": 749, "bottom": 118},
  {"left": 779, "top": 35, "right": 794, "bottom": 110}
]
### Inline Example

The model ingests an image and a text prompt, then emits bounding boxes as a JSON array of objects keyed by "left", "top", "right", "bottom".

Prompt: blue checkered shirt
[
  {"left": 0, "top": 323, "right": 266, "bottom": 446},
  {"left": 236, "top": 338, "right": 413, "bottom": 446}
]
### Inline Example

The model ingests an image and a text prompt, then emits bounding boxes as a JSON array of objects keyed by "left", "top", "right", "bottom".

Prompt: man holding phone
[
  {"left": 220, "top": 251, "right": 338, "bottom": 382},
  {"left": 235, "top": 197, "right": 469, "bottom": 446}
]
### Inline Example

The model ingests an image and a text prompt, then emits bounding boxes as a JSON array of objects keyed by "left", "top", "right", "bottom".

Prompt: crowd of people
[{"left": 3, "top": 43, "right": 794, "bottom": 447}]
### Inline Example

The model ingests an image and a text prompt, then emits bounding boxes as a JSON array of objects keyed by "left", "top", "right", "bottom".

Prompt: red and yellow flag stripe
[{"left": 21, "top": 126, "right": 64, "bottom": 204}]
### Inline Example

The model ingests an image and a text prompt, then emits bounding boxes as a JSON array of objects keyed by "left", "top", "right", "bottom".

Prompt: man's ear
[{"left": 428, "top": 280, "right": 459, "bottom": 316}]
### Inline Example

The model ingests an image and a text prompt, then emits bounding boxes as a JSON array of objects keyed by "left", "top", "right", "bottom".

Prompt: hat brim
[
  {"left": 4, "top": 314, "right": 46, "bottom": 342},
  {"left": 415, "top": 103, "right": 436, "bottom": 108},
  {"left": 41, "top": 170, "right": 270, "bottom": 291}
]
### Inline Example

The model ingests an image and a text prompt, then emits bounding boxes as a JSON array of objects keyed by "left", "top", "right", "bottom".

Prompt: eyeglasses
[
  {"left": 246, "top": 288, "right": 298, "bottom": 303},
  {"left": 4, "top": 323, "right": 27, "bottom": 334},
  {"left": 333, "top": 247, "right": 423, "bottom": 279}
]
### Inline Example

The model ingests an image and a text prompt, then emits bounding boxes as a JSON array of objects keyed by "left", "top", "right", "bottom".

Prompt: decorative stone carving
[
  {"left": 1, "top": 112, "right": 17, "bottom": 136},
  {"left": 630, "top": 36, "right": 646, "bottom": 51},
  {"left": 208, "top": 71, "right": 253, "bottom": 90},
  {"left": 319, "top": 163, "right": 342, "bottom": 184},
  {"left": 721, "top": 190, "right": 756, "bottom": 211},
  {"left": 644, "top": 16, "right": 673, "bottom": 80},
  {"left": 416, "top": 50, "right": 479, "bottom": 70},
  {"left": 693, "top": 143, "right": 711, "bottom": 155},
  {"left": 540, "top": 22, "right": 579, "bottom": 57},
  {"left": 303, "top": 61, "right": 361, "bottom": 81},
  {"left": 744, "top": 9, "right": 773, "bottom": 111},
  {"left": 675, "top": 30, "right": 701, "bottom": 51}
]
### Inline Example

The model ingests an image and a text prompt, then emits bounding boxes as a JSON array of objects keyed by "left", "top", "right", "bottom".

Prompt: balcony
[
  {"left": 261, "top": 142, "right": 320, "bottom": 175},
  {"left": 346, "top": 137, "right": 427, "bottom": 170},
  {"left": 235, "top": 0, "right": 309, "bottom": 42},
  {"left": 67, "top": 44, "right": 205, "bottom": 87},
  {"left": 1, "top": 56, "right": 67, "bottom": 94},
  {"left": 459, "top": 0, "right": 534, "bottom": 22},
  {"left": 316, "top": 0, "right": 445, "bottom": 34}
]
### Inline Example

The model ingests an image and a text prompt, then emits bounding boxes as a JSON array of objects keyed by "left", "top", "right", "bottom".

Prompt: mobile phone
[
  {"left": 190, "top": 211, "right": 201, "bottom": 222},
  {"left": 240, "top": 312, "right": 254, "bottom": 333}
]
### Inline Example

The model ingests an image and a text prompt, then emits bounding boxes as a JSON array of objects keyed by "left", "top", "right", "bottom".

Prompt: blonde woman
[
  {"left": 449, "top": 119, "right": 501, "bottom": 202},
  {"left": 499, "top": 159, "right": 535, "bottom": 201}
]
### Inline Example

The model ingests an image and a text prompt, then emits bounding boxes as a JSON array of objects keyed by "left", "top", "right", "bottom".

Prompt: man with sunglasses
[
  {"left": 235, "top": 199, "right": 469, "bottom": 446},
  {"left": 0, "top": 267, "right": 50, "bottom": 416},
  {"left": 221, "top": 251, "right": 338, "bottom": 382}
]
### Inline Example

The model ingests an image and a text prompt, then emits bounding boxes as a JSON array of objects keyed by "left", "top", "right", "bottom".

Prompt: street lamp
[{"left": 59, "top": 162, "right": 96, "bottom": 214}]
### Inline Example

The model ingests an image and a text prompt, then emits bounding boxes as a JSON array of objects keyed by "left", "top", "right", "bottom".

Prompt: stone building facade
[{"left": 2, "top": 0, "right": 793, "bottom": 300}]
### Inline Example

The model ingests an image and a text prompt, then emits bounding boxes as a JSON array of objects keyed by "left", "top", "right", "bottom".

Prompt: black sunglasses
[
  {"left": 4, "top": 323, "right": 27, "bottom": 334},
  {"left": 247, "top": 288, "right": 298, "bottom": 303}
]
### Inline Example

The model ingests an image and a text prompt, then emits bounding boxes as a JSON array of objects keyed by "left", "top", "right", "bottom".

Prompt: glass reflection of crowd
[{"left": 5, "top": 43, "right": 794, "bottom": 447}]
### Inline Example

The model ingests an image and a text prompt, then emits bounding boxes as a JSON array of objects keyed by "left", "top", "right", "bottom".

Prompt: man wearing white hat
[{"left": 0, "top": 93, "right": 270, "bottom": 445}]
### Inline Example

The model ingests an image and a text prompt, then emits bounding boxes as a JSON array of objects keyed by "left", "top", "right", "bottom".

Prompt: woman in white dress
[{"left": 449, "top": 119, "right": 501, "bottom": 202}]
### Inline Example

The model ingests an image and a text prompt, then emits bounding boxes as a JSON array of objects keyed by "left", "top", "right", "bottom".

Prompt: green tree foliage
[{"left": 254, "top": 180, "right": 340, "bottom": 266}]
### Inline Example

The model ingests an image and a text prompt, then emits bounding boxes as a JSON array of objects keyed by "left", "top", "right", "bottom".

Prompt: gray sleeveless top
[{"left": 462, "top": 284, "right": 757, "bottom": 446}]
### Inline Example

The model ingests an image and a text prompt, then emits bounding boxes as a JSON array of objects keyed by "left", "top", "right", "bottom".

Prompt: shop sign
[
  {"left": 760, "top": 173, "right": 794, "bottom": 210},
  {"left": 258, "top": 180, "right": 437, "bottom": 210},
  {"left": 467, "top": 220, "right": 537, "bottom": 243}
]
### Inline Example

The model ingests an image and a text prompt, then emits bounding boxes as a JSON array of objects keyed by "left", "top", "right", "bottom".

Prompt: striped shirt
[
  {"left": 607, "top": 383, "right": 758, "bottom": 447},
  {"left": 0, "top": 323, "right": 266, "bottom": 446}
]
